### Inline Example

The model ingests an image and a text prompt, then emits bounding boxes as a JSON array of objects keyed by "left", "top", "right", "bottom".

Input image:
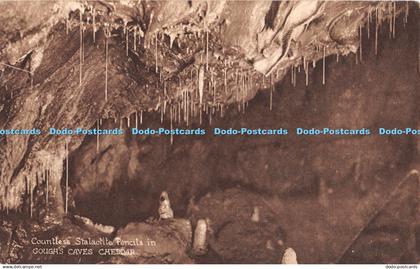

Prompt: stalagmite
[
  {"left": 251, "top": 206, "right": 260, "bottom": 222},
  {"left": 322, "top": 46, "right": 326, "bottom": 85},
  {"left": 282, "top": 248, "right": 298, "bottom": 264},
  {"left": 193, "top": 219, "right": 208, "bottom": 256},
  {"left": 140, "top": 110, "right": 143, "bottom": 125},
  {"left": 158, "top": 191, "right": 174, "bottom": 220},
  {"left": 198, "top": 65, "right": 205, "bottom": 106}
]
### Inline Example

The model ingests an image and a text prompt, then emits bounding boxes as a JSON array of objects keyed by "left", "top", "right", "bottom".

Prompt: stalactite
[
  {"left": 30, "top": 177, "right": 33, "bottom": 218},
  {"left": 191, "top": 91, "right": 195, "bottom": 119},
  {"left": 290, "top": 66, "right": 294, "bottom": 85},
  {"left": 209, "top": 107, "right": 212, "bottom": 125},
  {"left": 303, "top": 56, "right": 308, "bottom": 86},
  {"left": 199, "top": 105, "right": 202, "bottom": 125},
  {"left": 269, "top": 87, "right": 273, "bottom": 111},
  {"left": 79, "top": 13, "right": 83, "bottom": 87},
  {"left": 389, "top": 3, "right": 392, "bottom": 39},
  {"left": 392, "top": 2, "right": 396, "bottom": 39},
  {"left": 375, "top": 7, "right": 379, "bottom": 56},
  {"left": 46, "top": 165, "right": 49, "bottom": 205},
  {"left": 367, "top": 9, "right": 371, "bottom": 39},
  {"left": 187, "top": 91, "right": 190, "bottom": 126},
  {"left": 135, "top": 111, "right": 138, "bottom": 129},
  {"left": 206, "top": 23, "right": 209, "bottom": 71},
  {"left": 159, "top": 96, "right": 163, "bottom": 123},
  {"left": 133, "top": 27, "right": 137, "bottom": 52},
  {"left": 155, "top": 33, "right": 158, "bottom": 73},
  {"left": 198, "top": 65, "right": 205, "bottom": 106},
  {"left": 105, "top": 27, "right": 109, "bottom": 102},
  {"left": 125, "top": 24, "right": 128, "bottom": 57},
  {"left": 176, "top": 103, "right": 180, "bottom": 124},
  {"left": 170, "top": 106, "right": 174, "bottom": 145},
  {"left": 5, "top": 187, "right": 9, "bottom": 215},
  {"left": 182, "top": 89, "right": 186, "bottom": 123},
  {"left": 140, "top": 110, "right": 143, "bottom": 125},
  {"left": 359, "top": 24, "right": 363, "bottom": 62},
  {"left": 65, "top": 140, "right": 69, "bottom": 214},
  {"left": 92, "top": 8, "right": 96, "bottom": 43},
  {"left": 242, "top": 82, "right": 246, "bottom": 113},
  {"left": 96, "top": 120, "right": 100, "bottom": 154},
  {"left": 251, "top": 206, "right": 260, "bottom": 222},
  {"left": 322, "top": 46, "right": 326, "bottom": 85},
  {"left": 355, "top": 50, "right": 358, "bottom": 65}
]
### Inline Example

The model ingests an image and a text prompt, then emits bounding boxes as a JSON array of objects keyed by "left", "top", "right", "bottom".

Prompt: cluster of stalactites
[
  {"left": 0, "top": 148, "right": 65, "bottom": 214},
  {"left": 67, "top": 1, "right": 411, "bottom": 131}
]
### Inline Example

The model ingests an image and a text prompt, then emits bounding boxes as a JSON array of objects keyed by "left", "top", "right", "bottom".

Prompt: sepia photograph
[{"left": 0, "top": 0, "right": 419, "bottom": 266}]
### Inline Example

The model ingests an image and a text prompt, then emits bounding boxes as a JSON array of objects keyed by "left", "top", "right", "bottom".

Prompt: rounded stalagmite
[
  {"left": 193, "top": 219, "right": 208, "bottom": 256},
  {"left": 282, "top": 247, "right": 298, "bottom": 264},
  {"left": 158, "top": 191, "right": 174, "bottom": 220}
]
